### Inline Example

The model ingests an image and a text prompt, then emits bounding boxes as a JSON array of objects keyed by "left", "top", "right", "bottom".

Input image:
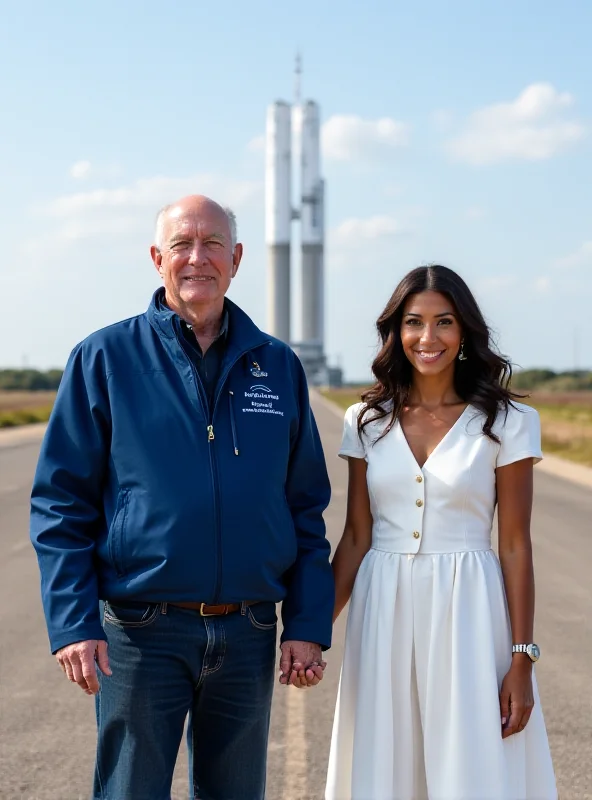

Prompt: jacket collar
[{"left": 146, "top": 288, "right": 271, "bottom": 357}]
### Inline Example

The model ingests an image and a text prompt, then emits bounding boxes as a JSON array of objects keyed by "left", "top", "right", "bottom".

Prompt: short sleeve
[
  {"left": 338, "top": 403, "right": 366, "bottom": 460},
  {"left": 496, "top": 403, "right": 542, "bottom": 468}
]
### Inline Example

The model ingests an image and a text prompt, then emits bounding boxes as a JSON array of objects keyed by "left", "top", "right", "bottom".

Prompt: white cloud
[
  {"left": 332, "top": 214, "right": 406, "bottom": 246},
  {"left": 47, "top": 174, "right": 259, "bottom": 218},
  {"left": 24, "top": 173, "right": 262, "bottom": 264},
  {"left": 554, "top": 241, "right": 592, "bottom": 270},
  {"left": 447, "top": 83, "right": 585, "bottom": 165},
  {"left": 322, "top": 114, "right": 410, "bottom": 161},
  {"left": 326, "top": 214, "right": 410, "bottom": 273},
  {"left": 44, "top": 173, "right": 260, "bottom": 227},
  {"left": 70, "top": 160, "right": 92, "bottom": 179}
]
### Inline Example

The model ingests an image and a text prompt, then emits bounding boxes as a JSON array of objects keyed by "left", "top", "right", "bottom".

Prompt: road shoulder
[{"left": 0, "top": 423, "right": 48, "bottom": 450}]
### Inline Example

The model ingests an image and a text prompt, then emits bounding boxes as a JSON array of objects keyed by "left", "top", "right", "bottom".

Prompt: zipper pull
[{"left": 207, "top": 424, "right": 215, "bottom": 442}]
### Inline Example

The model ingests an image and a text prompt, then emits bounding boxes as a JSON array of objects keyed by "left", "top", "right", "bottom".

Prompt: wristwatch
[{"left": 512, "top": 643, "right": 541, "bottom": 662}]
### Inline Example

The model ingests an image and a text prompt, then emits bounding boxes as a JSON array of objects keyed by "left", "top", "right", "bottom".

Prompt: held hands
[
  {"left": 499, "top": 658, "right": 535, "bottom": 739},
  {"left": 279, "top": 640, "right": 326, "bottom": 688},
  {"left": 55, "top": 639, "right": 111, "bottom": 695}
]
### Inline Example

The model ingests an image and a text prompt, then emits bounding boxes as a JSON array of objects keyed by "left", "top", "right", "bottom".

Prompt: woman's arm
[
  {"left": 496, "top": 457, "right": 536, "bottom": 738},
  {"left": 331, "top": 457, "right": 373, "bottom": 622}
]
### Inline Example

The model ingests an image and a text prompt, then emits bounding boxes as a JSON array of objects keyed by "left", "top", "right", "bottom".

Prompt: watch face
[{"left": 527, "top": 643, "right": 540, "bottom": 662}]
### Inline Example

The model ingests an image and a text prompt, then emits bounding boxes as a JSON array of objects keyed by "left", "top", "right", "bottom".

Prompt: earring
[{"left": 458, "top": 339, "right": 468, "bottom": 361}]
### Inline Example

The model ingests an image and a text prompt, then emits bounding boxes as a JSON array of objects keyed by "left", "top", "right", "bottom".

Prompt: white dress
[{"left": 326, "top": 402, "right": 557, "bottom": 800}]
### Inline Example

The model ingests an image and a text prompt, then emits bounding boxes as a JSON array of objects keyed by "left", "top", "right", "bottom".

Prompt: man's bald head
[{"left": 154, "top": 195, "right": 237, "bottom": 250}]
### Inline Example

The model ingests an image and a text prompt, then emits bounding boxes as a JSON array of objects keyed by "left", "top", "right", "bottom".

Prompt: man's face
[{"left": 151, "top": 198, "right": 242, "bottom": 314}]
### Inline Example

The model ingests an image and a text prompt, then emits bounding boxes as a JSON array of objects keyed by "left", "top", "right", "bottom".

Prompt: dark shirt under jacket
[
  {"left": 179, "top": 307, "right": 229, "bottom": 410},
  {"left": 156, "top": 291, "right": 229, "bottom": 410}
]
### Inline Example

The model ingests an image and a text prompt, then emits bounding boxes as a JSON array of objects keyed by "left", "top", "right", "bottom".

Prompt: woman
[{"left": 326, "top": 265, "right": 557, "bottom": 800}]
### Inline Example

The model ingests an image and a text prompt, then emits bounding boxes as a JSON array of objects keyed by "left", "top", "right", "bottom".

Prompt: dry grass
[
  {"left": 0, "top": 391, "right": 56, "bottom": 428},
  {"left": 529, "top": 391, "right": 592, "bottom": 406},
  {"left": 0, "top": 390, "right": 56, "bottom": 411},
  {"left": 321, "top": 388, "right": 592, "bottom": 467},
  {"left": 527, "top": 395, "right": 592, "bottom": 465}
]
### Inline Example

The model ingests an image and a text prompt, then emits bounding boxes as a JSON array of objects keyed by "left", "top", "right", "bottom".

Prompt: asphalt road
[{"left": 0, "top": 398, "right": 590, "bottom": 800}]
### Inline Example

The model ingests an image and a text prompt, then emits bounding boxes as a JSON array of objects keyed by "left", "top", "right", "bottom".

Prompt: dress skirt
[{"left": 325, "top": 547, "right": 557, "bottom": 800}]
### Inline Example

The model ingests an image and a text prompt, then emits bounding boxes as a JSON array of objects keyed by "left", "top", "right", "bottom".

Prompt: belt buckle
[{"left": 199, "top": 603, "right": 216, "bottom": 617}]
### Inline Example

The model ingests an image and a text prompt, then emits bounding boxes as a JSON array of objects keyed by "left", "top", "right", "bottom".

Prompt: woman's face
[{"left": 400, "top": 290, "right": 463, "bottom": 376}]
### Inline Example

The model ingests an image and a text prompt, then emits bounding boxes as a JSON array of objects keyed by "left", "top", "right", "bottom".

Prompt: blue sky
[{"left": 1, "top": 0, "right": 590, "bottom": 381}]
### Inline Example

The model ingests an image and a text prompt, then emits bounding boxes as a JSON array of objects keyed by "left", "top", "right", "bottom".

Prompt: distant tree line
[
  {"left": 345, "top": 369, "right": 592, "bottom": 393},
  {"left": 510, "top": 369, "right": 592, "bottom": 392},
  {"left": 0, "top": 367, "right": 590, "bottom": 393},
  {"left": 0, "top": 369, "right": 63, "bottom": 391}
]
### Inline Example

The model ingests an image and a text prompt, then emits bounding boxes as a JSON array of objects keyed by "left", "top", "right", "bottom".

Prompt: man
[{"left": 31, "top": 195, "right": 334, "bottom": 800}]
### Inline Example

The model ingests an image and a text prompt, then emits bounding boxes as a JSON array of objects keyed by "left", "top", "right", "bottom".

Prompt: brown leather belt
[{"left": 167, "top": 601, "right": 258, "bottom": 617}]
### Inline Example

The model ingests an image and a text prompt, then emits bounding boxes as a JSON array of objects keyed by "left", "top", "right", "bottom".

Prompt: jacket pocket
[{"left": 108, "top": 489, "right": 130, "bottom": 577}]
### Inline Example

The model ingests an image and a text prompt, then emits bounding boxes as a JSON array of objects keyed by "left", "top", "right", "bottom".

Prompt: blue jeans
[{"left": 93, "top": 600, "right": 277, "bottom": 800}]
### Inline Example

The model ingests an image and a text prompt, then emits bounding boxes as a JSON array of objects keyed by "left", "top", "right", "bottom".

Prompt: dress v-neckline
[{"left": 398, "top": 404, "right": 472, "bottom": 471}]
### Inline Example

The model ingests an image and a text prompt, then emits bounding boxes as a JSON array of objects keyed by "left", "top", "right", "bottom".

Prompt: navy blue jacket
[{"left": 30, "top": 291, "right": 334, "bottom": 654}]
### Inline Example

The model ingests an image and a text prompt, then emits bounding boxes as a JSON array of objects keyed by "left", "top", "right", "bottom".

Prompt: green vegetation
[
  {"left": 0, "top": 368, "right": 62, "bottom": 428},
  {"left": 536, "top": 403, "right": 592, "bottom": 467},
  {"left": 536, "top": 403, "right": 592, "bottom": 426},
  {"left": 0, "top": 369, "right": 63, "bottom": 391},
  {"left": 322, "top": 390, "right": 364, "bottom": 411},
  {"left": 0, "top": 405, "right": 54, "bottom": 428},
  {"left": 511, "top": 369, "right": 592, "bottom": 392},
  {"left": 0, "top": 388, "right": 57, "bottom": 428},
  {"left": 540, "top": 436, "right": 592, "bottom": 467}
]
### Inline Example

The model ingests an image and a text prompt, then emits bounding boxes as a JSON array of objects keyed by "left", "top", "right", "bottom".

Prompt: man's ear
[
  {"left": 232, "top": 243, "right": 243, "bottom": 277},
  {"left": 150, "top": 245, "right": 164, "bottom": 276}
]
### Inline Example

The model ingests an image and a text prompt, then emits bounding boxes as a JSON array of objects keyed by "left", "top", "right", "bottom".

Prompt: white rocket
[
  {"left": 265, "top": 101, "right": 292, "bottom": 345},
  {"left": 300, "top": 100, "right": 324, "bottom": 350},
  {"left": 265, "top": 62, "right": 326, "bottom": 381}
]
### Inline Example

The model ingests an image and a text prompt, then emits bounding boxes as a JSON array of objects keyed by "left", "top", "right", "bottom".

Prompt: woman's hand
[{"left": 499, "top": 658, "right": 535, "bottom": 738}]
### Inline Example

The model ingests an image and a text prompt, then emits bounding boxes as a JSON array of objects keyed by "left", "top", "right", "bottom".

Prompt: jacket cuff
[
  {"left": 280, "top": 623, "right": 332, "bottom": 652},
  {"left": 49, "top": 624, "right": 107, "bottom": 655}
]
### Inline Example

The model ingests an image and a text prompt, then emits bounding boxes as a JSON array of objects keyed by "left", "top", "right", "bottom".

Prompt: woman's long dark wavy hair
[{"left": 360, "top": 265, "right": 524, "bottom": 442}]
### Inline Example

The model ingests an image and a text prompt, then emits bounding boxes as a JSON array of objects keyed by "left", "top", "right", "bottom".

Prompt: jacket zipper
[
  {"left": 228, "top": 391, "right": 239, "bottom": 456},
  {"left": 173, "top": 322, "right": 270, "bottom": 603},
  {"left": 206, "top": 347, "right": 270, "bottom": 601}
]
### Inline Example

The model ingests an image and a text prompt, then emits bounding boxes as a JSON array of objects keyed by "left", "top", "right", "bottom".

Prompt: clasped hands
[
  {"left": 56, "top": 638, "right": 327, "bottom": 694},
  {"left": 279, "top": 640, "right": 326, "bottom": 688}
]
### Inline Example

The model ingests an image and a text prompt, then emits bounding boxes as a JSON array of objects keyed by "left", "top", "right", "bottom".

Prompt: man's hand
[
  {"left": 55, "top": 639, "right": 111, "bottom": 695},
  {"left": 279, "top": 640, "right": 326, "bottom": 688}
]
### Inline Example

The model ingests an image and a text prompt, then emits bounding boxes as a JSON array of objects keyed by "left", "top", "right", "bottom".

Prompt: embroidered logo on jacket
[{"left": 243, "top": 385, "right": 283, "bottom": 416}]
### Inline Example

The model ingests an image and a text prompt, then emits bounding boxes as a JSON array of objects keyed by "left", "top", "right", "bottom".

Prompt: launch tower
[{"left": 265, "top": 59, "right": 341, "bottom": 386}]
